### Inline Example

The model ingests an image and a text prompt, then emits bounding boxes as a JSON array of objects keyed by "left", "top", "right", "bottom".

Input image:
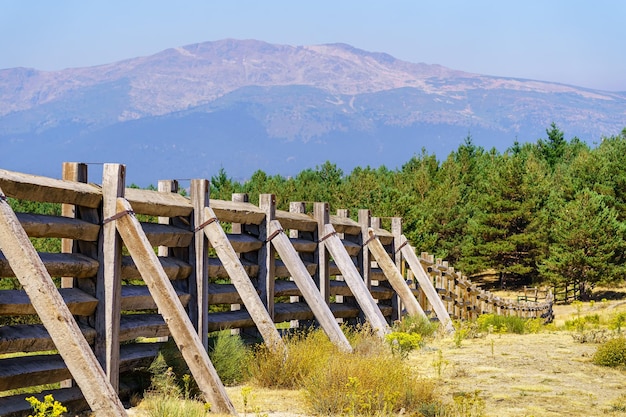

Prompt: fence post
[
  {"left": 95, "top": 163, "right": 124, "bottom": 392},
  {"left": 61, "top": 162, "right": 88, "bottom": 289},
  {"left": 314, "top": 202, "right": 331, "bottom": 304},
  {"left": 230, "top": 193, "right": 248, "bottom": 334},
  {"left": 289, "top": 202, "right": 306, "bottom": 328},
  {"left": 191, "top": 179, "right": 210, "bottom": 349},
  {"left": 259, "top": 194, "right": 276, "bottom": 319},
  {"left": 358, "top": 209, "right": 372, "bottom": 289},
  {"left": 391, "top": 217, "right": 403, "bottom": 321}
]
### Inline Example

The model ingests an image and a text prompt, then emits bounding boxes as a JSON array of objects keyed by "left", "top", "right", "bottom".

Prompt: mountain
[{"left": 1, "top": 39, "right": 625, "bottom": 185}]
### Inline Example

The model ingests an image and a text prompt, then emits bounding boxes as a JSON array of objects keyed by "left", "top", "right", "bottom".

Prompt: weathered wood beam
[
  {"left": 267, "top": 219, "right": 352, "bottom": 352},
  {"left": 141, "top": 222, "right": 193, "bottom": 248},
  {"left": 0, "top": 169, "right": 102, "bottom": 208},
  {"left": 113, "top": 197, "right": 237, "bottom": 415},
  {"left": 322, "top": 223, "right": 389, "bottom": 337},
  {"left": 0, "top": 187, "right": 127, "bottom": 416},
  {"left": 0, "top": 323, "right": 96, "bottom": 354},
  {"left": 95, "top": 163, "right": 124, "bottom": 392},
  {"left": 399, "top": 235, "right": 454, "bottom": 333},
  {"left": 275, "top": 209, "right": 317, "bottom": 232},
  {"left": 0, "top": 253, "right": 99, "bottom": 278},
  {"left": 16, "top": 212, "right": 100, "bottom": 241},
  {"left": 125, "top": 187, "right": 192, "bottom": 218},
  {"left": 202, "top": 205, "right": 284, "bottom": 353},
  {"left": 0, "top": 288, "right": 98, "bottom": 316},
  {"left": 365, "top": 228, "right": 427, "bottom": 319},
  {"left": 209, "top": 199, "right": 265, "bottom": 225},
  {"left": 121, "top": 256, "right": 192, "bottom": 280}
]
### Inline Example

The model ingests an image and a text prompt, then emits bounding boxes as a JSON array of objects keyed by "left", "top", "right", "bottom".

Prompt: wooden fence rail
[{"left": 0, "top": 163, "right": 553, "bottom": 416}]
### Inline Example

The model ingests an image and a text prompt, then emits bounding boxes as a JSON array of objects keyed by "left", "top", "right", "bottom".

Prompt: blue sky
[{"left": 1, "top": 0, "right": 625, "bottom": 91}]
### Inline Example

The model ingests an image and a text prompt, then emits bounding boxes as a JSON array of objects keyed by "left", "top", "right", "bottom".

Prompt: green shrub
[
  {"left": 141, "top": 393, "right": 211, "bottom": 417},
  {"left": 593, "top": 337, "right": 626, "bottom": 369},
  {"left": 385, "top": 331, "right": 422, "bottom": 358},
  {"left": 609, "top": 312, "right": 626, "bottom": 334},
  {"left": 208, "top": 331, "right": 250, "bottom": 385},
  {"left": 476, "top": 314, "right": 531, "bottom": 334},
  {"left": 392, "top": 314, "right": 439, "bottom": 339}
]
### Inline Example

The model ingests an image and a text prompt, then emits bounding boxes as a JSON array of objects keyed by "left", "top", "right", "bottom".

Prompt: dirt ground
[{"left": 130, "top": 292, "right": 626, "bottom": 417}]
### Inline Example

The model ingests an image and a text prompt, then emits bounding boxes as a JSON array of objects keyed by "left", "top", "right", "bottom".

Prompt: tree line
[
  {"left": 211, "top": 124, "right": 626, "bottom": 293},
  {"left": 6, "top": 124, "right": 626, "bottom": 295}
]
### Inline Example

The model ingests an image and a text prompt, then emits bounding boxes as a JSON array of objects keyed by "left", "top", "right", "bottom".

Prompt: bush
[
  {"left": 208, "top": 331, "right": 250, "bottom": 385},
  {"left": 140, "top": 393, "right": 211, "bottom": 417},
  {"left": 476, "top": 314, "right": 530, "bottom": 334},
  {"left": 392, "top": 314, "right": 439, "bottom": 339},
  {"left": 248, "top": 327, "right": 440, "bottom": 415},
  {"left": 302, "top": 347, "right": 439, "bottom": 416},
  {"left": 593, "top": 337, "right": 626, "bottom": 369},
  {"left": 248, "top": 328, "right": 335, "bottom": 388}
]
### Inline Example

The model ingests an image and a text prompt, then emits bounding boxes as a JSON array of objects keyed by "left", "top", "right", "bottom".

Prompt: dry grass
[{"left": 129, "top": 290, "right": 626, "bottom": 417}]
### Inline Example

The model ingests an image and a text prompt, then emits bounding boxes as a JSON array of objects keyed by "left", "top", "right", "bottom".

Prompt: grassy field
[{"left": 128, "top": 293, "right": 626, "bottom": 417}]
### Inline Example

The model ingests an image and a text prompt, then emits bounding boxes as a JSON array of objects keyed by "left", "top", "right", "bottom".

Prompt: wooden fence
[{"left": 0, "top": 163, "right": 553, "bottom": 416}]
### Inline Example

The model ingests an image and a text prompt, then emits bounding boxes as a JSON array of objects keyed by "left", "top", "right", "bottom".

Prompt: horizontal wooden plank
[
  {"left": 0, "top": 376, "right": 144, "bottom": 417},
  {"left": 121, "top": 256, "right": 192, "bottom": 280},
  {"left": 329, "top": 215, "right": 361, "bottom": 235},
  {"left": 0, "top": 353, "right": 71, "bottom": 391},
  {"left": 119, "top": 314, "right": 169, "bottom": 341},
  {"left": 0, "top": 169, "right": 102, "bottom": 208},
  {"left": 275, "top": 210, "right": 317, "bottom": 232},
  {"left": 225, "top": 233, "right": 263, "bottom": 253},
  {"left": 289, "top": 237, "right": 317, "bottom": 253},
  {"left": 208, "top": 257, "right": 259, "bottom": 279},
  {"left": 141, "top": 222, "right": 193, "bottom": 248},
  {"left": 342, "top": 239, "right": 361, "bottom": 256},
  {"left": 0, "top": 387, "right": 85, "bottom": 417},
  {"left": 369, "top": 227, "right": 394, "bottom": 246},
  {"left": 275, "top": 259, "right": 317, "bottom": 278},
  {"left": 17, "top": 212, "right": 100, "bottom": 241},
  {"left": 274, "top": 280, "right": 299, "bottom": 297},
  {"left": 207, "top": 309, "right": 255, "bottom": 331},
  {"left": 0, "top": 288, "right": 98, "bottom": 316},
  {"left": 0, "top": 343, "right": 161, "bottom": 391},
  {"left": 118, "top": 342, "right": 163, "bottom": 373},
  {"left": 125, "top": 187, "right": 192, "bottom": 218},
  {"left": 120, "top": 285, "right": 190, "bottom": 311},
  {"left": 0, "top": 323, "right": 96, "bottom": 354},
  {"left": 207, "top": 283, "right": 257, "bottom": 305},
  {"left": 0, "top": 252, "right": 99, "bottom": 279},
  {"left": 209, "top": 199, "right": 265, "bottom": 225}
]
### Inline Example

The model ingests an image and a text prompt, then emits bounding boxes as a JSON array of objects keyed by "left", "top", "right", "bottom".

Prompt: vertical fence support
[
  {"left": 288, "top": 201, "right": 306, "bottom": 328},
  {"left": 259, "top": 194, "right": 276, "bottom": 319},
  {"left": 230, "top": 193, "right": 248, "bottom": 333},
  {"left": 95, "top": 163, "right": 124, "bottom": 392},
  {"left": 314, "top": 202, "right": 331, "bottom": 304},
  {"left": 61, "top": 162, "right": 88, "bottom": 289},
  {"left": 358, "top": 209, "right": 372, "bottom": 289},
  {"left": 190, "top": 179, "right": 210, "bottom": 349},
  {"left": 391, "top": 217, "right": 403, "bottom": 321}
]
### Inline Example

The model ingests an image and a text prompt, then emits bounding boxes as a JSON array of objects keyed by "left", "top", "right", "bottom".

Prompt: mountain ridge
[{"left": 0, "top": 39, "right": 624, "bottom": 185}]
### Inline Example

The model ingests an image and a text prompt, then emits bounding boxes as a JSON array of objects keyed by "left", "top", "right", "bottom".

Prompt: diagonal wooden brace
[
  {"left": 112, "top": 197, "right": 238, "bottom": 415},
  {"left": 0, "top": 188, "right": 128, "bottom": 416},
  {"left": 365, "top": 228, "right": 427, "bottom": 319}
]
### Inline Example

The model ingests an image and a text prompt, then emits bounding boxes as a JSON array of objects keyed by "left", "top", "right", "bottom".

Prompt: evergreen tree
[{"left": 538, "top": 189, "right": 626, "bottom": 294}]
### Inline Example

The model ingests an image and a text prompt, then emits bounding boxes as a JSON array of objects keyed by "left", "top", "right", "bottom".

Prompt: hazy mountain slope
[{"left": 0, "top": 39, "right": 624, "bottom": 185}]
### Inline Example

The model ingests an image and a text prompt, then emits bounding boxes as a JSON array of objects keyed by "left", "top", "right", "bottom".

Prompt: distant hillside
[{"left": 1, "top": 39, "right": 624, "bottom": 185}]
